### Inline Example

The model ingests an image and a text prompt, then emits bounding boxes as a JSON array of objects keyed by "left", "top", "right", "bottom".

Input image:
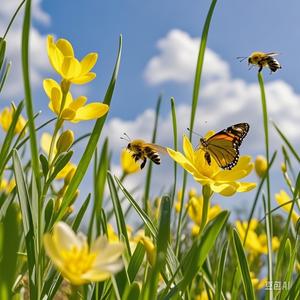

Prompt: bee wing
[
  {"left": 265, "top": 52, "right": 279, "bottom": 57},
  {"left": 144, "top": 143, "right": 167, "bottom": 154}
]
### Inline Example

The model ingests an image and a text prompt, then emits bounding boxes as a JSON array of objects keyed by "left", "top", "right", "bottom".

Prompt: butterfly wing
[{"left": 205, "top": 123, "right": 249, "bottom": 169}]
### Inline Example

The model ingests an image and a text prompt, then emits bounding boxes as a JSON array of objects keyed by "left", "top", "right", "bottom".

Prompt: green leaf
[
  {"left": 47, "top": 151, "right": 73, "bottom": 183},
  {"left": 0, "top": 101, "right": 24, "bottom": 176},
  {"left": 273, "top": 121, "right": 300, "bottom": 163},
  {"left": 0, "top": 38, "right": 6, "bottom": 70},
  {"left": 147, "top": 196, "right": 171, "bottom": 300},
  {"left": 0, "top": 61, "right": 11, "bottom": 93},
  {"left": 44, "top": 199, "right": 54, "bottom": 231},
  {"left": 275, "top": 172, "right": 300, "bottom": 281},
  {"left": 56, "top": 35, "right": 122, "bottom": 221},
  {"left": 72, "top": 194, "right": 91, "bottom": 231},
  {"left": 232, "top": 229, "right": 255, "bottom": 300},
  {"left": 22, "top": 0, "right": 41, "bottom": 195},
  {"left": 0, "top": 204, "right": 19, "bottom": 300},
  {"left": 88, "top": 138, "right": 109, "bottom": 240},
  {"left": 122, "top": 282, "right": 140, "bottom": 300},
  {"left": 215, "top": 242, "right": 229, "bottom": 300},
  {"left": 143, "top": 95, "right": 162, "bottom": 212},
  {"left": 166, "top": 211, "right": 229, "bottom": 298},
  {"left": 12, "top": 149, "right": 36, "bottom": 298},
  {"left": 115, "top": 175, "right": 181, "bottom": 282},
  {"left": 107, "top": 172, "right": 131, "bottom": 256},
  {"left": 127, "top": 242, "right": 145, "bottom": 283},
  {"left": 39, "top": 153, "right": 49, "bottom": 178},
  {"left": 170, "top": 97, "right": 178, "bottom": 206}
]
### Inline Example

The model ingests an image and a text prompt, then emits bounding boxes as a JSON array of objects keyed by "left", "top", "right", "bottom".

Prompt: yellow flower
[
  {"left": 188, "top": 196, "right": 222, "bottom": 235},
  {"left": 236, "top": 220, "right": 280, "bottom": 255},
  {"left": 44, "top": 222, "right": 124, "bottom": 285},
  {"left": 0, "top": 107, "right": 26, "bottom": 135},
  {"left": 41, "top": 132, "right": 76, "bottom": 180},
  {"left": 47, "top": 35, "right": 98, "bottom": 85},
  {"left": 43, "top": 79, "right": 109, "bottom": 122},
  {"left": 250, "top": 272, "right": 267, "bottom": 290},
  {"left": 275, "top": 190, "right": 299, "bottom": 224},
  {"left": 0, "top": 178, "right": 16, "bottom": 194},
  {"left": 138, "top": 236, "right": 156, "bottom": 266},
  {"left": 120, "top": 149, "right": 140, "bottom": 174},
  {"left": 254, "top": 155, "right": 267, "bottom": 178},
  {"left": 167, "top": 135, "right": 256, "bottom": 196},
  {"left": 195, "top": 290, "right": 211, "bottom": 300}
]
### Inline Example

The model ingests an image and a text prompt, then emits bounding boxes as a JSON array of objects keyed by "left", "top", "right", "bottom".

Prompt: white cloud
[
  {"left": 144, "top": 29, "right": 230, "bottom": 85},
  {"left": 0, "top": 0, "right": 51, "bottom": 100}
]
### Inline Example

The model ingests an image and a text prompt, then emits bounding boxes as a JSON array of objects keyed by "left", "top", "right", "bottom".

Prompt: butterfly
[{"left": 198, "top": 123, "right": 250, "bottom": 170}]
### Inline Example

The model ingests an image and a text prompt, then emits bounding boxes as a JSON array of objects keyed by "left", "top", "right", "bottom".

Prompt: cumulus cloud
[
  {"left": 0, "top": 0, "right": 51, "bottom": 100},
  {"left": 144, "top": 29, "right": 230, "bottom": 85}
]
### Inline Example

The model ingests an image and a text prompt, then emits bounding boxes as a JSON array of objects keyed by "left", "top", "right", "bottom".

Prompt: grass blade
[
  {"left": 215, "top": 242, "right": 229, "bottom": 300},
  {"left": 232, "top": 229, "right": 255, "bottom": 300},
  {"left": 22, "top": 0, "right": 41, "bottom": 194},
  {"left": 143, "top": 95, "right": 162, "bottom": 212},
  {"left": 273, "top": 121, "right": 300, "bottom": 163},
  {"left": 107, "top": 171, "right": 131, "bottom": 256}
]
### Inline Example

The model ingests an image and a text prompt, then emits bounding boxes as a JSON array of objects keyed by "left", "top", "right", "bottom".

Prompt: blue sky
[{"left": 1, "top": 0, "right": 299, "bottom": 218}]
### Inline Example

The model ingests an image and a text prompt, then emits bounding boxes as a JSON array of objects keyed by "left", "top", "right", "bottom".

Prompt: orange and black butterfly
[{"left": 198, "top": 123, "right": 249, "bottom": 170}]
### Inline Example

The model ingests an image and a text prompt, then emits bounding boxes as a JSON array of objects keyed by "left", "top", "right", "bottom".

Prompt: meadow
[{"left": 0, "top": 0, "right": 299, "bottom": 299}]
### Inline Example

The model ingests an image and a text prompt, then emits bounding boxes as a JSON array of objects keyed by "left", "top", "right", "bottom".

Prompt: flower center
[{"left": 61, "top": 245, "right": 96, "bottom": 275}]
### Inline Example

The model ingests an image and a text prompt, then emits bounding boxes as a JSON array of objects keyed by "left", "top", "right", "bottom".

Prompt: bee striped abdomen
[
  {"left": 144, "top": 147, "right": 161, "bottom": 165},
  {"left": 266, "top": 57, "right": 281, "bottom": 72}
]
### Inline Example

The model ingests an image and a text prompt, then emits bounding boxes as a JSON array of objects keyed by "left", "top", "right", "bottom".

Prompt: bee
[
  {"left": 121, "top": 133, "right": 166, "bottom": 169},
  {"left": 238, "top": 51, "right": 282, "bottom": 73}
]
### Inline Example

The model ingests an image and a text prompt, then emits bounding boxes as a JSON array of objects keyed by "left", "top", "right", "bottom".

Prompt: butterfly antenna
[
  {"left": 187, "top": 128, "right": 203, "bottom": 138},
  {"left": 236, "top": 56, "right": 248, "bottom": 62}
]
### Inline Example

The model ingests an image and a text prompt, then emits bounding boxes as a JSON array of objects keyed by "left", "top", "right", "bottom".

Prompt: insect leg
[{"left": 141, "top": 158, "right": 147, "bottom": 169}]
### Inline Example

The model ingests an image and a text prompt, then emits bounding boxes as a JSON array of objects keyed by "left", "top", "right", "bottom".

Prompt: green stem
[
  {"left": 21, "top": 0, "right": 42, "bottom": 297},
  {"left": 257, "top": 72, "right": 273, "bottom": 300},
  {"left": 175, "top": 0, "right": 217, "bottom": 256},
  {"left": 199, "top": 186, "right": 212, "bottom": 233}
]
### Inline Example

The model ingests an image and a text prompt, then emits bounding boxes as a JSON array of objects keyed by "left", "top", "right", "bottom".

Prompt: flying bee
[
  {"left": 121, "top": 133, "right": 166, "bottom": 169},
  {"left": 237, "top": 51, "right": 282, "bottom": 73}
]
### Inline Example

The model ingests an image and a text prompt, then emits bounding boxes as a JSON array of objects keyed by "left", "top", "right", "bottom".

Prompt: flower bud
[
  {"left": 281, "top": 162, "right": 287, "bottom": 173},
  {"left": 56, "top": 130, "right": 74, "bottom": 154},
  {"left": 254, "top": 155, "right": 267, "bottom": 178}
]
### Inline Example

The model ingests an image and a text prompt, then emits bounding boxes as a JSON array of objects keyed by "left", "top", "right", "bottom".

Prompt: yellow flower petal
[
  {"left": 61, "top": 57, "right": 81, "bottom": 80},
  {"left": 236, "top": 182, "right": 257, "bottom": 192},
  {"left": 47, "top": 36, "right": 64, "bottom": 74},
  {"left": 210, "top": 182, "right": 238, "bottom": 196},
  {"left": 80, "top": 53, "right": 98, "bottom": 74},
  {"left": 41, "top": 132, "right": 52, "bottom": 154},
  {"left": 167, "top": 148, "right": 195, "bottom": 174},
  {"left": 70, "top": 72, "right": 96, "bottom": 84},
  {"left": 73, "top": 103, "right": 109, "bottom": 122},
  {"left": 56, "top": 38, "right": 74, "bottom": 56},
  {"left": 68, "top": 96, "right": 87, "bottom": 111}
]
